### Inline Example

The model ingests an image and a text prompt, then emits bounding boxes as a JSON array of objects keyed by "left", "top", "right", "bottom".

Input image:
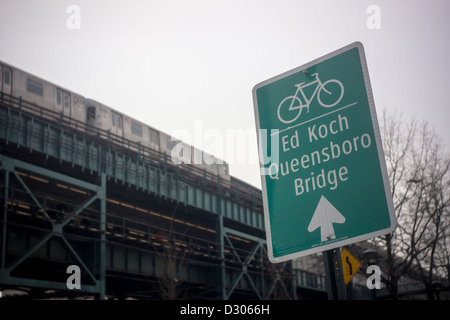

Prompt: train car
[
  {"left": 159, "top": 131, "right": 190, "bottom": 164},
  {"left": 191, "top": 146, "right": 229, "bottom": 180},
  {"left": 85, "top": 98, "right": 231, "bottom": 182},
  {"left": 0, "top": 63, "right": 12, "bottom": 97},
  {"left": 0, "top": 61, "right": 85, "bottom": 127},
  {"left": 0, "top": 60, "right": 231, "bottom": 182},
  {"left": 85, "top": 98, "right": 124, "bottom": 137}
]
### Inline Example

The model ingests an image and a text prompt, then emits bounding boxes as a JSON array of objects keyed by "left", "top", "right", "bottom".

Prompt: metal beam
[
  {"left": 223, "top": 228, "right": 266, "bottom": 299},
  {"left": 60, "top": 194, "right": 99, "bottom": 228},
  {"left": 2, "top": 274, "right": 100, "bottom": 294},
  {"left": 216, "top": 214, "right": 226, "bottom": 300},
  {"left": 223, "top": 227, "right": 265, "bottom": 244},
  {"left": 59, "top": 236, "right": 98, "bottom": 285},
  {"left": 224, "top": 241, "right": 264, "bottom": 300},
  {"left": 98, "top": 173, "right": 106, "bottom": 299},
  {"left": 1, "top": 167, "right": 9, "bottom": 269},
  {"left": 263, "top": 259, "right": 292, "bottom": 300},
  {"left": 7, "top": 233, "right": 53, "bottom": 273},
  {"left": 13, "top": 171, "right": 54, "bottom": 225},
  {"left": 0, "top": 154, "right": 105, "bottom": 297},
  {"left": 7, "top": 156, "right": 100, "bottom": 193}
]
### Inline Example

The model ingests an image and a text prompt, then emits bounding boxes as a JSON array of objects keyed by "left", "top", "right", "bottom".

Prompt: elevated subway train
[{"left": 0, "top": 60, "right": 230, "bottom": 181}]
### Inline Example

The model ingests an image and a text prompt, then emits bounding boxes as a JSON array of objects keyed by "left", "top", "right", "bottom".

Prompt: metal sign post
[{"left": 323, "top": 248, "right": 347, "bottom": 300}]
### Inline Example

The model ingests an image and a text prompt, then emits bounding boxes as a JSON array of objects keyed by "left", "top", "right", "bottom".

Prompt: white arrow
[{"left": 307, "top": 196, "right": 346, "bottom": 242}]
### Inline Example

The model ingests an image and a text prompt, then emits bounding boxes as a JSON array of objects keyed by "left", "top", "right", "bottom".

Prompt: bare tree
[
  {"left": 378, "top": 110, "right": 450, "bottom": 299},
  {"left": 154, "top": 204, "right": 188, "bottom": 300},
  {"left": 409, "top": 123, "right": 450, "bottom": 299},
  {"left": 378, "top": 110, "right": 417, "bottom": 298}
]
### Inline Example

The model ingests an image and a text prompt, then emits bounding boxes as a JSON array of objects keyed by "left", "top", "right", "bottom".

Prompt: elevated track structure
[{"left": 0, "top": 93, "right": 326, "bottom": 299}]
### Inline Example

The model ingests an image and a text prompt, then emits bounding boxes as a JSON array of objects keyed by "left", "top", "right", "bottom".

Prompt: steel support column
[
  {"left": 0, "top": 154, "right": 106, "bottom": 297},
  {"left": 1, "top": 158, "right": 11, "bottom": 272},
  {"left": 221, "top": 227, "right": 288, "bottom": 300},
  {"left": 216, "top": 214, "right": 226, "bottom": 300},
  {"left": 98, "top": 173, "right": 106, "bottom": 299}
]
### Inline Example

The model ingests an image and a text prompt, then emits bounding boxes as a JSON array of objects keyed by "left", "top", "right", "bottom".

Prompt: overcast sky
[{"left": 1, "top": 0, "right": 449, "bottom": 188}]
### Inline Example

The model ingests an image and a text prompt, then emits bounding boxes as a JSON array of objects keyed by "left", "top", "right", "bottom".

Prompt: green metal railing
[{"left": 0, "top": 94, "right": 264, "bottom": 230}]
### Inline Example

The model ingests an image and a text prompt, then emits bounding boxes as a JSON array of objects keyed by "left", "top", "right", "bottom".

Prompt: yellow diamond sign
[{"left": 341, "top": 248, "right": 361, "bottom": 284}]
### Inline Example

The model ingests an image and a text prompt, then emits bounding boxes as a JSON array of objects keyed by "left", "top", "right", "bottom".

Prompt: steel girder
[
  {"left": 0, "top": 154, "right": 106, "bottom": 298},
  {"left": 217, "top": 224, "right": 294, "bottom": 300}
]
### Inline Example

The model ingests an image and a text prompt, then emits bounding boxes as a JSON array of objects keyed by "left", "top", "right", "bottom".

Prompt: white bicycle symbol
[{"left": 277, "top": 73, "right": 344, "bottom": 124}]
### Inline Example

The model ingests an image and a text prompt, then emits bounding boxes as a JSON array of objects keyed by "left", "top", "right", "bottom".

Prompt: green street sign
[{"left": 252, "top": 42, "right": 396, "bottom": 263}]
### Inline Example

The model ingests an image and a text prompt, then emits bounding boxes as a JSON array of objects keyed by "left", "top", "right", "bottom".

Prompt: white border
[{"left": 252, "top": 42, "right": 397, "bottom": 263}]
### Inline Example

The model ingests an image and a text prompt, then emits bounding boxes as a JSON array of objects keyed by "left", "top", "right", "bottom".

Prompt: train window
[
  {"left": 56, "top": 88, "right": 70, "bottom": 109},
  {"left": 4, "top": 69, "right": 10, "bottom": 85},
  {"left": 131, "top": 121, "right": 142, "bottom": 137},
  {"left": 87, "top": 106, "right": 96, "bottom": 121},
  {"left": 222, "top": 164, "right": 229, "bottom": 176},
  {"left": 27, "top": 78, "right": 43, "bottom": 96},
  {"left": 112, "top": 112, "right": 123, "bottom": 129},
  {"left": 56, "top": 89, "right": 62, "bottom": 105},
  {"left": 63, "top": 92, "right": 70, "bottom": 108},
  {"left": 149, "top": 129, "right": 159, "bottom": 145}
]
